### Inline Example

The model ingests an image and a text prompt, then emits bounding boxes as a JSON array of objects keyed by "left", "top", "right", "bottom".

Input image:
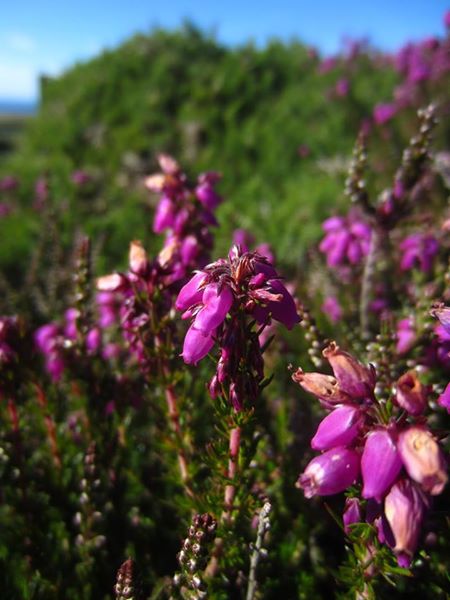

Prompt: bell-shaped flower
[
  {"left": 323, "top": 342, "right": 376, "bottom": 400},
  {"left": 397, "top": 426, "right": 447, "bottom": 495},
  {"left": 361, "top": 429, "right": 403, "bottom": 500},
  {"left": 194, "top": 284, "right": 233, "bottom": 334},
  {"left": 153, "top": 195, "right": 175, "bottom": 233},
  {"left": 395, "top": 371, "right": 428, "bottom": 416},
  {"left": 297, "top": 446, "right": 360, "bottom": 498},
  {"left": 311, "top": 405, "right": 363, "bottom": 451},
  {"left": 181, "top": 325, "right": 215, "bottom": 365},
  {"left": 292, "top": 368, "right": 352, "bottom": 408},
  {"left": 175, "top": 271, "right": 207, "bottom": 311},
  {"left": 384, "top": 478, "right": 427, "bottom": 566}
]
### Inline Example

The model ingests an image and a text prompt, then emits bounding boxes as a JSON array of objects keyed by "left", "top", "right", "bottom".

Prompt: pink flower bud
[
  {"left": 323, "top": 342, "right": 376, "bottom": 399},
  {"left": 384, "top": 478, "right": 427, "bottom": 565},
  {"left": 292, "top": 368, "right": 352, "bottom": 407},
  {"left": 397, "top": 427, "right": 447, "bottom": 495},
  {"left": 297, "top": 446, "right": 360, "bottom": 498},
  {"left": 343, "top": 497, "right": 361, "bottom": 534},
  {"left": 361, "top": 429, "right": 402, "bottom": 500},
  {"left": 97, "top": 273, "right": 127, "bottom": 292},
  {"left": 153, "top": 196, "right": 175, "bottom": 233},
  {"left": 311, "top": 405, "right": 362, "bottom": 451},
  {"left": 129, "top": 240, "right": 149, "bottom": 275},
  {"left": 395, "top": 371, "right": 428, "bottom": 416}
]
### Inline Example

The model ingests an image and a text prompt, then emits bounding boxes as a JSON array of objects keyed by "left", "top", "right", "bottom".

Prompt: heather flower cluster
[
  {"left": 319, "top": 211, "right": 372, "bottom": 268},
  {"left": 176, "top": 246, "right": 299, "bottom": 409},
  {"left": 145, "top": 154, "right": 222, "bottom": 284},
  {"left": 293, "top": 342, "right": 448, "bottom": 567}
]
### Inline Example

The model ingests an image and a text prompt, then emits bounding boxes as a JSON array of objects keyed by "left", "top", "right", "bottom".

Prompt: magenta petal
[
  {"left": 181, "top": 325, "right": 215, "bottom": 364},
  {"left": 175, "top": 271, "right": 206, "bottom": 311},
  {"left": 298, "top": 446, "right": 360, "bottom": 498},
  {"left": 438, "top": 382, "right": 450, "bottom": 413},
  {"left": 362, "top": 429, "right": 402, "bottom": 500},
  {"left": 264, "top": 279, "right": 299, "bottom": 329},
  {"left": 153, "top": 196, "right": 175, "bottom": 233},
  {"left": 311, "top": 405, "right": 362, "bottom": 451},
  {"left": 194, "top": 284, "right": 233, "bottom": 334}
]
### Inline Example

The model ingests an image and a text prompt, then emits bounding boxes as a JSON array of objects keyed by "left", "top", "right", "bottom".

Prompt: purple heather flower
[
  {"left": 361, "top": 429, "right": 403, "bottom": 500},
  {"left": 292, "top": 368, "right": 352, "bottom": 408},
  {"left": 431, "top": 304, "right": 450, "bottom": 334},
  {"left": 397, "top": 426, "right": 448, "bottom": 495},
  {"left": 343, "top": 497, "right": 362, "bottom": 534},
  {"left": 319, "top": 212, "right": 371, "bottom": 268},
  {"left": 195, "top": 172, "right": 222, "bottom": 210},
  {"left": 181, "top": 325, "right": 215, "bottom": 365},
  {"left": 311, "top": 404, "right": 363, "bottom": 451},
  {"left": 323, "top": 342, "right": 376, "bottom": 400},
  {"left": 396, "top": 317, "right": 416, "bottom": 354},
  {"left": 384, "top": 478, "right": 427, "bottom": 566},
  {"left": 35, "top": 323, "right": 61, "bottom": 354},
  {"left": 0, "top": 175, "right": 19, "bottom": 192},
  {"left": 297, "top": 446, "right": 360, "bottom": 498},
  {"left": 153, "top": 196, "right": 175, "bottom": 233},
  {"left": 322, "top": 296, "right": 342, "bottom": 323},
  {"left": 86, "top": 328, "right": 101, "bottom": 354},
  {"left": 0, "top": 203, "right": 11, "bottom": 218},
  {"left": 395, "top": 371, "right": 429, "bottom": 416},
  {"left": 318, "top": 57, "right": 337, "bottom": 74},
  {"left": 373, "top": 103, "right": 397, "bottom": 125},
  {"left": 64, "top": 308, "right": 79, "bottom": 340},
  {"left": 445, "top": 10, "right": 450, "bottom": 28},
  {"left": 335, "top": 78, "right": 350, "bottom": 97},
  {"left": 71, "top": 170, "right": 91, "bottom": 186},
  {"left": 399, "top": 233, "right": 439, "bottom": 273},
  {"left": 438, "top": 382, "right": 450, "bottom": 413},
  {"left": 177, "top": 249, "right": 299, "bottom": 365},
  {"left": 193, "top": 284, "right": 234, "bottom": 334},
  {"left": 176, "top": 271, "right": 207, "bottom": 311}
]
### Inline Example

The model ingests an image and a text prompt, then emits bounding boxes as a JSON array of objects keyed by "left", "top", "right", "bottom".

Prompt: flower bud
[
  {"left": 297, "top": 446, "right": 360, "bottom": 498},
  {"left": 395, "top": 371, "right": 428, "bottom": 416},
  {"left": 323, "top": 342, "right": 376, "bottom": 399},
  {"left": 384, "top": 478, "right": 427, "bottom": 566},
  {"left": 311, "top": 404, "right": 362, "bottom": 451},
  {"left": 129, "top": 240, "right": 149, "bottom": 275},
  {"left": 397, "top": 426, "right": 447, "bottom": 495},
  {"left": 292, "top": 368, "right": 352, "bottom": 407},
  {"left": 343, "top": 497, "right": 361, "bottom": 534},
  {"left": 97, "top": 273, "right": 127, "bottom": 292},
  {"left": 361, "top": 429, "right": 402, "bottom": 500}
]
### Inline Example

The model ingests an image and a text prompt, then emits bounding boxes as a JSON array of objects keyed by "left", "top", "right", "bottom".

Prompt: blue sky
[{"left": 1, "top": 0, "right": 448, "bottom": 100}]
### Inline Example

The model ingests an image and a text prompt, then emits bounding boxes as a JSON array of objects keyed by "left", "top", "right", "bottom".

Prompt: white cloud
[{"left": 4, "top": 32, "right": 37, "bottom": 53}]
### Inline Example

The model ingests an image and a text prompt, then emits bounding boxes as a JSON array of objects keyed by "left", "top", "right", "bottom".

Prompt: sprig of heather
[
  {"left": 114, "top": 558, "right": 143, "bottom": 600},
  {"left": 176, "top": 245, "right": 298, "bottom": 583},
  {"left": 145, "top": 153, "right": 222, "bottom": 284},
  {"left": 172, "top": 513, "right": 217, "bottom": 599},
  {"left": 292, "top": 341, "right": 447, "bottom": 582}
]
